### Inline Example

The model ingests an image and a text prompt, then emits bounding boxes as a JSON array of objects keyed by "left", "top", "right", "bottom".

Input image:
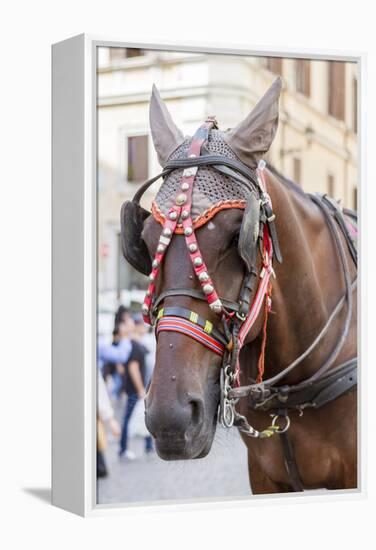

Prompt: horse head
[{"left": 122, "top": 78, "right": 282, "bottom": 460}]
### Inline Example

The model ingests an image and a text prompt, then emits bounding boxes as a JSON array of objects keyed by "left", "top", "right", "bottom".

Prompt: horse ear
[
  {"left": 149, "top": 84, "right": 185, "bottom": 166},
  {"left": 224, "top": 77, "right": 282, "bottom": 168}
]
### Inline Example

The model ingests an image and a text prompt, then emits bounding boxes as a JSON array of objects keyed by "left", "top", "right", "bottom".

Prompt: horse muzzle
[{"left": 144, "top": 392, "right": 214, "bottom": 460}]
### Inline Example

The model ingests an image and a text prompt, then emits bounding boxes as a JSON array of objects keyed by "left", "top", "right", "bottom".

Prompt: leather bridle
[
  {"left": 140, "top": 118, "right": 281, "bottom": 429},
  {"left": 130, "top": 118, "right": 357, "bottom": 489}
]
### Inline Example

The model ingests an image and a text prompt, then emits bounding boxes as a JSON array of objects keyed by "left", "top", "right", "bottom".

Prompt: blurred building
[{"left": 97, "top": 47, "right": 358, "bottom": 305}]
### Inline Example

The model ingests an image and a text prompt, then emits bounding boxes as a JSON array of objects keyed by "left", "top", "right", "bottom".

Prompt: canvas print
[{"left": 96, "top": 47, "right": 358, "bottom": 504}]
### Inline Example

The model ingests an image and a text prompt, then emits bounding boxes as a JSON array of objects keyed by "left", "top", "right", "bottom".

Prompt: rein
[{"left": 229, "top": 193, "right": 357, "bottom": 435}]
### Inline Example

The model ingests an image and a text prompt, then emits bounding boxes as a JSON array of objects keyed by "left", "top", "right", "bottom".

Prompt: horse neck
[{"left": 250, "top": 169, "right": 350, "bottom": 384}]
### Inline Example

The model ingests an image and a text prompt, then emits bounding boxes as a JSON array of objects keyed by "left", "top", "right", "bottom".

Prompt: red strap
[
  {"left": 233, "top": 166, "right": 274, "bottom": 384},
  {"left": 157, "top": 316, "right": 225, "bottom": 356},
  {"left": 142, "top": 119, "right": 222, "bottom": 324}
]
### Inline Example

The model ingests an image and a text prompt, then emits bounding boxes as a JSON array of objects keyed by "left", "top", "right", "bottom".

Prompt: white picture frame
[{"left": 52, "top": 34, "right": 366, "bottom": 517}]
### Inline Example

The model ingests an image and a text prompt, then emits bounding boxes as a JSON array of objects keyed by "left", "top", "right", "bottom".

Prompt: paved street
[{"left": 97, "top": 398, "right": 251, "bottom": 505}]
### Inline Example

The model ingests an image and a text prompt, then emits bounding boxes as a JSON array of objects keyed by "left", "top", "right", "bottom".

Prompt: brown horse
[{"left": 130, "top": 79, "right": 357, "bottom": 494}]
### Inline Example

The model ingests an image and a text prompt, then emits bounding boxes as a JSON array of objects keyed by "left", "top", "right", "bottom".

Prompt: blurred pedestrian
[
  {"left": 118, "top": 312, "right": 153, "bottom": 460},
  {"left": 97, "top": 368, "right": 121, "bottom": 478},
  {"left": 102, "top": 326, "right": 124, "bottom": 399},
  {"left": 132, "top": 313, "right": 156, "bottom": 386},
  {"left": 97, "top": 320, "right": 131, "bottom": 371}
]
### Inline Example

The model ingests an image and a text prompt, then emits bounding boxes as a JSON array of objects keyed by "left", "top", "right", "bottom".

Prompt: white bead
[
  {"left": 189, "top": 243, "right": 197, "bottom": 253},
  {"left": 176, "top": 193, "right": 187, "bottom": 206},
  {"left": 169, "top": 211, "right": 178, "bottom": 220},
  {"left": 198, "top": 271, "right": 209, "bottom": 282},
  {"left": 159, "top": 235, "right": 171, "bottom": 246},
  {"left": 203, "top": 284, "right": 214, "bottom": 295},
  {"left": 210, "top": 300, "right": 222, "bottom": 313},
  {"left": 184, "top": 227, "right": 193, "bottom": 236},
  {"left": 194, "top": 257, "right": 203, "bottom": 267}
]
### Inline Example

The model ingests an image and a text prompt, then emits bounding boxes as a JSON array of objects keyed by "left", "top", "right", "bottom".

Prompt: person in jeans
[{"left": 118, "top": 315, "right": 153, "bottom": 459}]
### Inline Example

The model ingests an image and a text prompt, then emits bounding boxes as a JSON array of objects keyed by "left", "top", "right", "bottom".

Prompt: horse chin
[
  {"left": 194, "top": 430, "right": 216, "bottom": 459},
  {"left": 155, "top": 418, "right": 217, "bottom": 461}
]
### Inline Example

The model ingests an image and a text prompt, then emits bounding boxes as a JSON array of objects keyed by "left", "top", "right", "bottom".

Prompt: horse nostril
[{"left": 189, "top": 397, "right": 204, "bottom": 427}]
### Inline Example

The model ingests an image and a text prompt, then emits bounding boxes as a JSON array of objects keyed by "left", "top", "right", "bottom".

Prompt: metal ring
[
  {"left": 221, "top": 401, "right": 235, "bottom": 428},
  {"left": 271, "top": 414, "right": 290, "bottom": 434}
]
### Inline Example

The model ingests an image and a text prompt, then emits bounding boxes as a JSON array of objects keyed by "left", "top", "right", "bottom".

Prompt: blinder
[
  {"left": 120, "top": 200, "right": 151, "bottom": 276},
  {"left": 238, "top": 197, "right": 261, "bottom": 272}
]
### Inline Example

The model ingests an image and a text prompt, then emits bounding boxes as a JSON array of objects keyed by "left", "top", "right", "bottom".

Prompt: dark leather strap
[
  {"left": 132, "top": 153, "right": 260, "bottom": 206},
  {"left": 279, "top": 429, "right": 304, "bottom": 491},
  {"left": 320, "top": 194, "right": 357, "bottom": 266},
  {"left": 249, "top": 358, "right": 357, "bottom": 412},
  {"left": 151, "top": 287, "right": 240, "bottom": 314},
  {"left": 262, "top": 201, "right": 283, "bottom": 263},
  {"left": 164, "top": 155, "right": 259, "bottom": 188}
]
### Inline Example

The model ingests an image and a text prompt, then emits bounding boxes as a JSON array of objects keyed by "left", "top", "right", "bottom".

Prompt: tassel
[{"left": 256, "top": 283, "right": 272, "bottom": 383}]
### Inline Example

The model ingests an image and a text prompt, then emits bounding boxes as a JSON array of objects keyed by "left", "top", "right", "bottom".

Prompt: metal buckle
[
  {"left": 219, "top": 365, "right": 236, "bottom": 428},
  {"left": 206, "top": 115, "right": 218, "bottom": 129},
  {"left": 236, "top": 311, "right": 246, "bottom": 321}
]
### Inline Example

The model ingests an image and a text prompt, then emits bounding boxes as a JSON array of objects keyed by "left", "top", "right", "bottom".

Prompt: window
[
  {"left": 295, "top": 59, "right": 310, "bottom": 96},
  {"left": 293, "top": 157, "right": 302, "bottom": 184},
  {"left": 327, "top": 173, "right": 335, "bottom": 197},
  {"left": 352, "top": 77, "right": 358, "bottom": 133},
  {"left": 127, "top": 135, "right": 148, "bottom": 183},
  {"left": 109, "top": 47, "right": 144, "bottom": 61},
  {"left": 265, "top": 57, "right": 282, "bottom": 74},
  {"left": 125, "top": 48, "right": 144, "bottom": 58},
  {"left": 328, "top": 61, "right": 345, "bottom": 121}
]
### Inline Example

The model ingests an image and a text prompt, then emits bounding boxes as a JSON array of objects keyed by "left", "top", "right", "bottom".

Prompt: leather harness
[{"left": 122, "top": 119, "right": 358, "bottom": 492}]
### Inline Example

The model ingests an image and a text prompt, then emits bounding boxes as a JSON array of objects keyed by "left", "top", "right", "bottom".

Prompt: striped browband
[{"left": 156, "top": 306, "right": 230, "bottom": 356}]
